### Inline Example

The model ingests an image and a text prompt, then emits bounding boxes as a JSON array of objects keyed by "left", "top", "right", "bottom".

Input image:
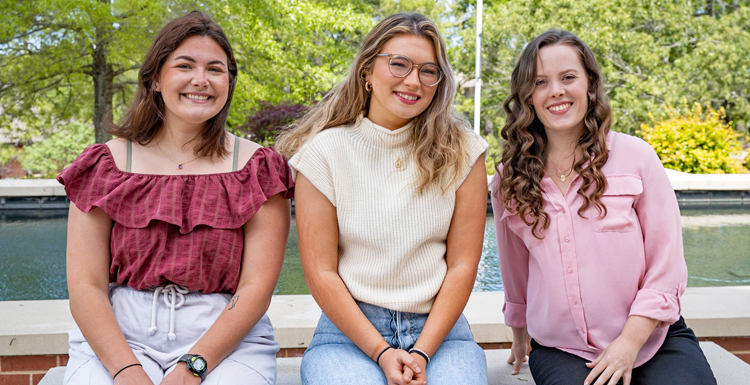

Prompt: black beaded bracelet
[
  {"left": 408, "top": 348, "right": 430, "bottom": 364},
  {"left": 113, "top": 363, "right": 142, "bottom": 380},
  {"left": 376, "top": 346, "right": 393, "bottom": 365}
]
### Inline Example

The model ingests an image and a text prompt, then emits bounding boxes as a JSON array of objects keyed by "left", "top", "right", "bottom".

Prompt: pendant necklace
[
  {"left": 553, "top": 164, "right": 573, "bottom": 182},
  {"left": 156, "top": 139, "right": 200, "bottom": 170},
  {"left": 395, "top": 156, "right": 403, "bottom": 169},
  {"left": 550, "top": 153, "right": 575, "bottom": 182}
]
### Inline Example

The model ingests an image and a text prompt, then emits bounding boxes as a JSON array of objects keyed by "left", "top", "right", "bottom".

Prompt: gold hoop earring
[{"left": 365, "top": 81, "right": 373, "bottom": 92}]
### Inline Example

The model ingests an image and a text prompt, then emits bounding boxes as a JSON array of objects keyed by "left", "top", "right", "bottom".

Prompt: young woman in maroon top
[{"left": 58, "top": 11, "right": 293, "bottom": 385}]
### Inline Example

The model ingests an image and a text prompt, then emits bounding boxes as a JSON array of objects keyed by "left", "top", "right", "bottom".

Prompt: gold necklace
[
  {"left": 156, "top": 139, "right": 201, "bottom": 170},
  {"left": 395, "top": 156, "right": 403, "bottom": 169},
  {"left": 549, "top": 154, "right": 575, "bottom": 182},
  {"left": 553, "top": 163, "right": 573, "bottom": 182}
]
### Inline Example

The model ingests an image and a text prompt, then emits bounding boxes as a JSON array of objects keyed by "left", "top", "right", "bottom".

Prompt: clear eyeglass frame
[{"left": 375, "top": 53, "right": 444, "bottom": 87}]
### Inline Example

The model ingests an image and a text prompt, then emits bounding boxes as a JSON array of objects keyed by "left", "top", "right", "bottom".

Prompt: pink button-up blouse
[{"left": 491, "top": 131, "right": 687, "bottom": 367}]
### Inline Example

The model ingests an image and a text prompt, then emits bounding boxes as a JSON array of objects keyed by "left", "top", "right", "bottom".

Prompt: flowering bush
[
  {"left": 639, "top": 102, "right": 744, "bottom": 174},
  {"left": 237, "top": 102, "right": 308, "bottom": 147}
]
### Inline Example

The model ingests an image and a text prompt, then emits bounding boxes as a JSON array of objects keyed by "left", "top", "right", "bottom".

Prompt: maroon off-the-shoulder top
[{"left": 57, "top": 144, "right": 294, "bottom": 294}]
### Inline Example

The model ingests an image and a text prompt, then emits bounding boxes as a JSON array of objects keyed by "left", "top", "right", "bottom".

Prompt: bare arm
[
  {"left": 162, "top": 193, "right": 290, "bottom": 384},
  {"left": 408, "top": 154, "right": 487, "bottom": 366},
  {"left": 67, "top": 203, "right": 153, "bottom": 384},
  {"left": 295, "top": 173, "right": 423, "bottom": 385}
]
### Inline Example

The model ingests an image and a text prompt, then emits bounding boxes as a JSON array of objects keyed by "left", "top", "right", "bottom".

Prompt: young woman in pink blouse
[
  {"left": 491, "top": 30, "right": 716, "bottom": 385},
  {"left": 57, "top": 11, "right": 293, "bottom": 385}
]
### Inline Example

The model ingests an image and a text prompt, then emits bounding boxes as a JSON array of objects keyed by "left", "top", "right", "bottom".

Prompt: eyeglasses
[{"left": 375, "top": 53, "right": 444, "bottom": 87}]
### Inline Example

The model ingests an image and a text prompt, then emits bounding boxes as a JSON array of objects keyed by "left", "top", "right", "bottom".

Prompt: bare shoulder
[
  {"left": 234, "top": 135, "right": 263, "bottom": 166},
  {"left": 105, "top": 137, "right": 128, "bottom": 171}
]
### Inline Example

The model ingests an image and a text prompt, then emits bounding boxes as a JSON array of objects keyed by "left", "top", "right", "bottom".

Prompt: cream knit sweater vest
[{"left": 289, "top": 117, "right": 488, "bottom": 313}]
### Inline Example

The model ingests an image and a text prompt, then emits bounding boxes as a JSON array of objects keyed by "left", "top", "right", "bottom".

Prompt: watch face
[{"left": 192, "top": 358, "right": 206, "bottom": 371}]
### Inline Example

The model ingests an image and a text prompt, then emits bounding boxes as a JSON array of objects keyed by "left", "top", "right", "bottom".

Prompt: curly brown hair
[{"left": 496, "top": 30, "right": 612, "bottom": 238}]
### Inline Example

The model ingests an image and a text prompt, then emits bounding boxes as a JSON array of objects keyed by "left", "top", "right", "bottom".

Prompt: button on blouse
[{"left": 491, "top": 132, "right": 687, "bottom": 367}]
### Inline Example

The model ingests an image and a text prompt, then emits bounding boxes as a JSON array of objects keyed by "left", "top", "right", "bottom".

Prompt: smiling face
[
  {"left": 154, "top": 35, "right": 230, "bottom": 132},
  {"left": 531, "top": 44, "right": 590, "bottom": 137},
  {"left": 365, "top": 34, "right": 439, "bottom": 130}
]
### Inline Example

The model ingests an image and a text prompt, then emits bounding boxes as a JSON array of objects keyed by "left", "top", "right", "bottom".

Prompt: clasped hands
[{"left": 377, "top": 347, "right": 428, "bottom": 385}]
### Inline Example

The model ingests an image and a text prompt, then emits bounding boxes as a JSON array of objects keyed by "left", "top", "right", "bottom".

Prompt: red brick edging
[{"left": 2, "top": 338, "right": 748, "bottom": 384}]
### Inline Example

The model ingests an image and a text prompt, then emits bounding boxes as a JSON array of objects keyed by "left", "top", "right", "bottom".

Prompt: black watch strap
[{"left": 179, "top": 353, "right": 207, "bottom": 380}]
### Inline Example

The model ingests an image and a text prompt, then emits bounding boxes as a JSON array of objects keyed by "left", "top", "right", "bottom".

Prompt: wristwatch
[{"left": 178, "top": 354, "right": 207, "bottom": 380}]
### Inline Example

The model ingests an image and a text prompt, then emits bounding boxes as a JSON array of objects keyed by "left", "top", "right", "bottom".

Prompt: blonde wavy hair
[{"left": 275, "top": 13, "right": 474, "bottom": 194}]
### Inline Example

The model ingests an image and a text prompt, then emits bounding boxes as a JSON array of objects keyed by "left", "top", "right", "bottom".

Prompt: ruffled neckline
[
  {"left": 96, "top": 143, "right": 268, "bottom": 178},
  {"left": 57, "top": 143, "right": 294, "bottom": 234}
]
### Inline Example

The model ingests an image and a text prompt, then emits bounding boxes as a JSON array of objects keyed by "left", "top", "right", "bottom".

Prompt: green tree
[
  {"left": 23, "top": 121, "right": 95, "bottom": 177},
  {"left": 215, "top": 0, "right": 373, "bottom": 129},
  {"left": 0, "top": 0, "right": 184, "bottom": 143},
  {"left": 0, "top": 0, "right": 373, "bottom": 144},
  {"left": 455, "top": 0, "right": 750, "bottom": 136}
]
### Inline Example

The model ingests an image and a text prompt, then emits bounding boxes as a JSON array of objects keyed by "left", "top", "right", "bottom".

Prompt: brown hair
[
  {"left": 108, "top": 10, "right": 238, "bottom": 158},
  {"left": 496, "top": 30, "right": 611, "bottom": 238},
  {"left": 275, "top": 13, "right": 477, "bottom": 194}
]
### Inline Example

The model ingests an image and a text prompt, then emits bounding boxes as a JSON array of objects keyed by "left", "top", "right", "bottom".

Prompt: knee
[
  {"left": 301, "top": 346, "right": 385, "bottom": 385},
  {"left": 426, "top": 341, "right": 487, "bottom": 384}
]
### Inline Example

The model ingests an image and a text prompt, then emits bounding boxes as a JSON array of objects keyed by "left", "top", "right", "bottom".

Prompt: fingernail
[{"left": 414, "top": 367, "right": 421, "bottom": 373}]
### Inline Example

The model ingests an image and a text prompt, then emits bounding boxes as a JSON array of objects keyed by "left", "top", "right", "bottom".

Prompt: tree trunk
[{"left": 91, "top": 5, "right": 114, "bottom": 143}]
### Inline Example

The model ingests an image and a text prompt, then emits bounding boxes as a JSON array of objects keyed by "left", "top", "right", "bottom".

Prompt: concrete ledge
[
  {"left": 0, "top": 179, "right": 65, "bottom": 197},
  {"left": 2, "top": 172, "right": 749, "bottom": 200},
  {"left": 665, "top": 169, "right": 750, "bottom": 191},
  {"left": 39, "top": 342, "right": 750, "bottom": 385},
  {"left": 3, "top": 287, "right": 750, "bottom": 356}
]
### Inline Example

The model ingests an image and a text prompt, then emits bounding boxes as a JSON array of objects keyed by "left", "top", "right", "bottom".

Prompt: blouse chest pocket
[{"left": 589, "top": 175, "right": 643, "bottom": 233}]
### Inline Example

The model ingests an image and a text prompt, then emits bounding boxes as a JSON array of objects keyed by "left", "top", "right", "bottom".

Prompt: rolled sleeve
[
  {"left": 629, "top": 144, "right": 687, "bottom": 327},
  {"left": 491, "top": 173, "right": 530, "bottom": 328},
  {"left": 629, "top": 288, "right": 681, "bottom": 327}
]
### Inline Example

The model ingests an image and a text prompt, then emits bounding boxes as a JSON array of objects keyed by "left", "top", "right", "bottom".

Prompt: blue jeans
[{"left": 300, "top": 301, "right": 488, "bottom": 385}]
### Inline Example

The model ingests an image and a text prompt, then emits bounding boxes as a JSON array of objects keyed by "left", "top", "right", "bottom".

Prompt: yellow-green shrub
[{"left": 639, "top": 102, "right": 743, "bottom": 174}]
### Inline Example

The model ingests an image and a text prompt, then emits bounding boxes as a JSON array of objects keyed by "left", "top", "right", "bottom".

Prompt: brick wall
[
  {"left": 3, "top": 337, "right": 749, "bottom": 382},
  {"left": 0, "top": 354, "right": 67, "bottom": 385}
]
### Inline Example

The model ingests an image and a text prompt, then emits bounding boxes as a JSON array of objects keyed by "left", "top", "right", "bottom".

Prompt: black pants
[{"left": 528, "top": 317, "right": 716, "bottom": 385}]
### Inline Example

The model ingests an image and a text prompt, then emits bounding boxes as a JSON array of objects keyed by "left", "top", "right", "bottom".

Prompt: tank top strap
[
  {"left": 232, "top": 134, "right": 240, "bottom": 172},
  {"left": 126, "top": 140, "right": 132, "bottom": 172}
]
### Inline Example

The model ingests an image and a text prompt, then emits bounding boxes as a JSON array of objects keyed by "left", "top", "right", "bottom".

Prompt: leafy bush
[
  {"left": 639, "top": 102, "right": 744, "bottom": 174},
  {"left": 236, "top": 102, "right": 308, "bottom": 147},
  {"left": 23, "top": 121, "right": 95, "bottom": 178}
]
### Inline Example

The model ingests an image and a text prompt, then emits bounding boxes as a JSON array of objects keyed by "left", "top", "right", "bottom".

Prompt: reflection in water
[
  {"left": 0, "top": 218, "right": 69, "bottom": 300},
  {"left": 1, "top": 207, "right": 749, "bottom": 300},
  {"left": 681, "top": 208, "right": 750, "bottom": 286}
]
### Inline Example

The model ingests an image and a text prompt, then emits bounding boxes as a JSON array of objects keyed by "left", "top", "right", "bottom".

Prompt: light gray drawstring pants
[{"left": 64, "top": 285, "right": 279, "bottom": 385}]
